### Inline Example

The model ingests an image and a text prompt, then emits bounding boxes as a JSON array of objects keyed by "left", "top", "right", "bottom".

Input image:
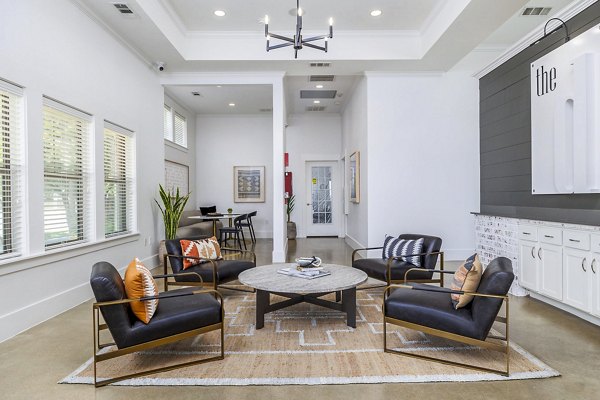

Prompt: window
[
  {"left": 104, "top": 123, "right": 135, "bottom": 237},
  {"left": 0, "top": 80, "right": 24, "bottom": 257},
  {"left": 163, "top": 105, "right": 172, "bottom": 141},
  {"left": 163, "top": 104, "right": 187, "bottom": 148},
  {"left": 174, "top": 112, "right": 187, "bottom": 147},
  {"left": 43, "top": 98, "right": 92, "bottom": 248}
]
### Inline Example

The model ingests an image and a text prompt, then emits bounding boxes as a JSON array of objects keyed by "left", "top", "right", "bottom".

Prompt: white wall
[
  {"left": 195, "top": 115, "right": 274, "bottom": 238},
  {"left": 164, "top": 93, "right": 197, "bottom": 210},
  {"left": 0, "top": 0, "right": 164, "bottom": 342},
  {"left": 341, "top": 78, "right": 369, "bottom": 249},
  {"left": 285, "top": 114, "right": 343, "bottom": 237},
  {"left": 365, "top": 71, "right": 480, "bottom": 259}
]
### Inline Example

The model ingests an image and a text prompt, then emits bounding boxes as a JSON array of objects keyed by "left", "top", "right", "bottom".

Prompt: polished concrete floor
[{"left": 1, "top": 238, "right": 600, "bottom": 399}]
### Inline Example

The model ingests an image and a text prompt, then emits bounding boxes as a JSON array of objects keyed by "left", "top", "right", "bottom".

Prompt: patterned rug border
[{"left": 59, "top": 341, "right": 560, "bottom": 386}]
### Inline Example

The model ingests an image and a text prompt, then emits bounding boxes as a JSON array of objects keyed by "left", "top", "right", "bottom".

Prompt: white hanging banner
[{"left": 531, "top": 24, "right": 600, "bottom": 194}]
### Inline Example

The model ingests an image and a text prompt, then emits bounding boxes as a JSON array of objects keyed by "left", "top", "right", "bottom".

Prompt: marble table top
[
  {"left": 188, "top": 213, "right": 240, "bottom": 220},
  {"left": 238, "top": 263, "right": 368, "bottom": 295}
]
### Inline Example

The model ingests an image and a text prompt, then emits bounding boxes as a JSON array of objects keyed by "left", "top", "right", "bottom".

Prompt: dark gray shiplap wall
[{"left": 479, "top": 2, "right": 600, "bottom": 225}]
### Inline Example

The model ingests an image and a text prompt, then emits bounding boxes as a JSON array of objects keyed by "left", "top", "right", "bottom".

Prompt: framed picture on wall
[
  {"left": 349, "top": 151, "right": 360, "bottom": 203},
  {"left": 234, "top": 166, "right": 265, "bottom": 203}
]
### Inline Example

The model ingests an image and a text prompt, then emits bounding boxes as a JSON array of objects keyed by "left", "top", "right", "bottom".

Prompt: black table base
[{"left": 255, "top": 287, "right": 357, "bottom": 329}]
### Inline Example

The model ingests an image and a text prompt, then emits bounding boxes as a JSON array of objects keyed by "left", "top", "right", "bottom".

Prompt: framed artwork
[
  {"left": 164, "top": 160, "right": 189, "bottom": 194},
  {"left": 349, "top": 151, "right": 360, "bottom": 203},
  {"left": 234, "top": 166, "right": 265, "bottom": 203}
]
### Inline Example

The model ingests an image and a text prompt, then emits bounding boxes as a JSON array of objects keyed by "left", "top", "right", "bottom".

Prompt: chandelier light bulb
[
  {"left": 298, "top": 8, "right": 303, "bottom": 16},
  {"left": 329, "top": 18, "right": 333, "bottom": 26},
  {"left": 265, "top": 15, "right": 269, "bottom": 24}
]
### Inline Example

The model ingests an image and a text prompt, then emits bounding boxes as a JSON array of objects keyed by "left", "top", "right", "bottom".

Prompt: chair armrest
[
  {"left": 403, "top": 266, "right": 452, "bottom": 283},
  {"left": 385, "top": 251, "right": 444, "bottom": 284},
  {"left": 220, "top": 247, "right": 257, "bottom": 265},
  {"left": 163, "top": 254, "right": 217, "bottom": 285},
  {"left": 93, "top": 288, "right": 223, "bottom": 308},
  {"left": 153, "top": 272, "right": 203, "bottom": 283},
  {"left": 384, "top": 284, "right": 508, "bottom": 300},
  {"left": 351, "top": 247, "right": 384, "bottom": 262}
]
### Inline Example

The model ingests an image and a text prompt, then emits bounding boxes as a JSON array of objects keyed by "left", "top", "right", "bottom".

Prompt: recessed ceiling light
[
  {"left": 370, "top": 9, "right": 382, "bottom": 17},
  {"left": 214, "top": 10, "right": 226, "bottom": 17},
  {"left": 228, "top": 103, "right": 235, "bottom": 107},
  {"left": 316, "top": 84, "right": 324, "bottom": 88},
  {"left": 216, "top": 85, "right": 222, "bottom": 88},
  {"left": 313, "top": 100, "right": 321, "bottom": 104}
]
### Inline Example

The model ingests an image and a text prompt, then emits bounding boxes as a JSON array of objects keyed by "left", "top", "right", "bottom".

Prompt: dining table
[{"left": 188, "top": 213, "right": 241, "bottom": 237}]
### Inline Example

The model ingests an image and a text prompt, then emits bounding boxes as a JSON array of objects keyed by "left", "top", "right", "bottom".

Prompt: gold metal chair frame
[
  {"left": 352, "top": 247, "right": 445, "bottom": 288},
  {"left": 92, "top": 272, "right": 225, "bottom": 387},
  {"left": 382, "top": 269, "right": 510, "bottom": 376},
  {"left": 163, "top": 246, "right": 256, "bottom": 293}
]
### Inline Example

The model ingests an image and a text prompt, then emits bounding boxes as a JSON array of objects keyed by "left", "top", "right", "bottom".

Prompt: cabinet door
[
  {"left": 563, "top": 248, "right": 592, "bottom": 312},
  {"left": 592, "top": 254, "right": 600, "bottom": 317},
  {"left": 539, "top": 243, "right": 563, "bottom": 300},
  {"left": 519, "top": 242, "right": 538, "bottom": 291}
]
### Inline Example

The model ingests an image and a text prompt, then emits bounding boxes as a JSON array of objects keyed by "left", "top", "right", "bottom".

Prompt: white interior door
[{"left": 305, "top": 161, "right": 340, "bottom": 237}]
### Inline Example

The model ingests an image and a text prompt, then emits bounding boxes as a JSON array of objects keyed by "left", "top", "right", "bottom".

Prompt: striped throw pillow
[
  {"left": 124, "top": 258, "right": 159, "bottom": 324},
  {"left": 450, "top": 253, "right": 483, "bottom": 309},
  {"left": 382, "top": 236, "right": 425, "bottom": 267},
  {"left": 180, "top": 236, "right": 223, "bottom": 270}
]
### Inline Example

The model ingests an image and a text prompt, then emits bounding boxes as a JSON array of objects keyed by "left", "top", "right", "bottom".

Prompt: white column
[{"left": 272, "top": 78, "right": 287, "bottom": 262}]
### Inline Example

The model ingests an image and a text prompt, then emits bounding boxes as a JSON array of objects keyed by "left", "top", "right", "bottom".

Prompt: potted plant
[
  {"left": 286, "top": 194, "right": 297, "bottom": 240},
  {"left": 156, "top": 184, "right": 190, "bottom": 267}
]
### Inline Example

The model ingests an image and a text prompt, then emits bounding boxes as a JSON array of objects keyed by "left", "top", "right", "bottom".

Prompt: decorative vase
[
  {"left": 227, "top": 208, "right": 233, "bottom": 214},
  {"left": 287, "top": 221, "right": 297, "bottom": 240}
]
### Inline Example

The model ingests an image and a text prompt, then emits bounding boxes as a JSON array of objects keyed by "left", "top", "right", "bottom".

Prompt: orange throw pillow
[
  {"left": 180, "top": 236, "right": 223, "bottom": 270},
  {"left": 124, "top": 258, "right": 159, "bottom": 323},
  {"left": 450, "top": 253, "right": 483, "bottom": 309}
]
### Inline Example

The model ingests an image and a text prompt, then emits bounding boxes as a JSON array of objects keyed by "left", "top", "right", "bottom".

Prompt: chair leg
[
  {"left": 239, "top": 228, "right": 247, "bottom": 250},
  {"left": 249, "top": 222, "right": 256, "bottom": 243},
  {"left": 235, "top": 231, "right": 242, "bottom": 250}
]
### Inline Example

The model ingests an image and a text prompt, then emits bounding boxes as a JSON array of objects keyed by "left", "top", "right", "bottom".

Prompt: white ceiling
[{"left": 74, "top": 0, "right": 582, "bottom": 114}]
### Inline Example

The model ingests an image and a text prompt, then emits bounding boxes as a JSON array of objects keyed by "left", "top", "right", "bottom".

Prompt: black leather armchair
[
  {"left": 164, "top": 239, "right": 256, "bottom": 291},
  {"left": 383, "top": 257, "right": 514, "bottom": 376},
  {"left": 90, "top": 261, "right": 224, "bottom": 387},
  {"left": 352, "top": 234, "right": 444, "bottom": 287}
]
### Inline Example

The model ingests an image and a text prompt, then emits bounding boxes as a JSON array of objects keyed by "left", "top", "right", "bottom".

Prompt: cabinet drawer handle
[
  {"left": 523, "top": 232, "right": 531, "bottom": 235},
  {"left": 531, "top": 247, "right": 535, "bottom": 258},
  {"left": 569, "top": 239, "right": 581, "bottom": 243},
  {"left": 582, "top": 258, "right": 587, "bottom": 272},
  {"left": 538, "top": 247, "right": 542, "bottom": 259},
  {"left": 544, "top": 235, "right": 554, "bottom": 238},
  {"left": 592, "top": 259, "right": 597, "bottom": 274}
]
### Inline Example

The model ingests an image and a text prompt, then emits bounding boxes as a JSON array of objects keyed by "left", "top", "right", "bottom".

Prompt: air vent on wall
[
  {"left": 191, "top": 91, "right": 202, "bottom": 97},
  {"left": 309, "top": 75, "right": 335, "bottom": 82},
  {"left": 306, "top": 106, "right": 326, "bottom": 112},
  {"left": 300, "top": 90, "right": 337, "bottom": 99},
  {"left": 310, "top": 62, "right": 331, "bottom": 68},
  {"left": 522, "top": 7, "right": 551, "bottom": 16},
  {"left": 113, "top": 3, "right": 134, "bottom": 14}
]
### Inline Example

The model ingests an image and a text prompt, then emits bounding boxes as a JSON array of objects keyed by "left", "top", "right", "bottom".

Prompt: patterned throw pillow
[
  {"left": 450, "top": 253, "right": 483, "bottom": 309},
  {"left": 180, "top": 236, "right": 223, "bottom": 270},
  {"left": 381, "top": 236, "right": 424, "bottom": 267},
  {"left": 124, "top": 258, "right": 159, "bottom": 324}
]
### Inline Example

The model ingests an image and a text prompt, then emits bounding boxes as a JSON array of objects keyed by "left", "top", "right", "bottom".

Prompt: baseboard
[
  {"left": 530, "top": 292, "right": 600, "bottom": 327},
  {"left": 0, "top": 254, "right": 158, "bottom": 344}
]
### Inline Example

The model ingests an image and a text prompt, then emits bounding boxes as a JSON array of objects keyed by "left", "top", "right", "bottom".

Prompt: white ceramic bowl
[{"left": 295, "top": 257, "right": 322, "bottom": 268}]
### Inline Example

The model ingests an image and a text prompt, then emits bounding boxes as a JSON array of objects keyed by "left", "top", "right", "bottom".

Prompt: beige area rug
[{"left": 62, "top": 289, "right": 559, "bottom": 386}]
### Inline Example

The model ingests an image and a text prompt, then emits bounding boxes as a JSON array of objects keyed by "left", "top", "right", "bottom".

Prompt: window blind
[
  {"left": 104, "top": 122, "right": 135, "bottom": 237},
  {"left": 43, "top": 98, "right": 92, "bottom": 248},
  {"left": 0, "top": 80, "right": 24, "bottom": 257},
  {"left": 173, "top": 112, "right": 187, "bottom": 147},
  {"left": 163, "top": 105, "right": 173, "bottom": 141}
]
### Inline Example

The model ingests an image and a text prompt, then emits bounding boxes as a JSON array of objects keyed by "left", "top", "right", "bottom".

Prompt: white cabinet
[
  {"left": 591, "top": 251, "right": 600, "bottom": 317},
  {"left": 519, "top": 241, "right": 538, "bottom": 291},
  {"left": 562, "top": 247, "right": 592, "bottom": 312},
  {"left": 539, "top": 243, "right": 563, "bottom": 300},
  {"left": 518, "top": 225, "right": 562, "bottom": 300}
]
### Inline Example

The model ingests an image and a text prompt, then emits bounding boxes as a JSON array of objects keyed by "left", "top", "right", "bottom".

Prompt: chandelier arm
[
  {"left": 302, "top": 42, "right": 326, "bottom": 51},
  {"left": 268, "top": 33, "right": 295, "bottom": 43},
  {"left": 302, "top": 35, "right": 329, "bottom": 43},
  {"left": 268, "top": 42, "right": 295, "bottom": 51}
]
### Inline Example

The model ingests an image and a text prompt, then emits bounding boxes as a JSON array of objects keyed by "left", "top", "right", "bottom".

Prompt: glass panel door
[{"left": 311, "top": 166, "right": 332, "bottom": 225}]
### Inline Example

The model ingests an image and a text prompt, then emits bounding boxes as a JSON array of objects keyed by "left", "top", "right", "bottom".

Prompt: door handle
[
  {"left": 592, "top": 259, "right": 597, "bottom": 274},
  {"left": 582, "top": 258, "right": 587, "bottom": 272},
  {"left": 538, "top": 248, "right": 542, "bottom": 259},
  {"left": 306, "top": 203, "right": 310, "bottom": 206},
  {"left": 531, "top": 247, "right": 535, "bottom": 258}
]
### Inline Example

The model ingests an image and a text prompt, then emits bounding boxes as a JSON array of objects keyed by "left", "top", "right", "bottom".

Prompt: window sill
[
  {"left": 0, "top": 233, "right": 141, "bottom": 277},
  {"left": 164, "top": 139, "right": 188, "bottom": 152}
]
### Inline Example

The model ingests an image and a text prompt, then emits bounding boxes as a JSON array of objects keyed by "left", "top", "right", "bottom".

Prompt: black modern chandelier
[{"left": 264, "top": 0, "right": 333, "bottom": 59}]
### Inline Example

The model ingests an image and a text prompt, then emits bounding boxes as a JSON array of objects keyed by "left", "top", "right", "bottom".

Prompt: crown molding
[{"left": 474, "top": 0, "right": 597, "bottom": 79}]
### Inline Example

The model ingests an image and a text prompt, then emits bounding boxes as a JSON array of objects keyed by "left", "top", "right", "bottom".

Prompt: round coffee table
[{"left": 238, "top": 263, "right": 367, "bottom": 329}]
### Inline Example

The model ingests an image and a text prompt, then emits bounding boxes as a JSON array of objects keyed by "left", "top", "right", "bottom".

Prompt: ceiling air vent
[
  {"left": 191, "top": 91, "right": 202, "bottom": 97},
  {"left": 300, "top": 90, "right": 337, "bottom": 99},
  {"left": 306, "top": 106, "right": 326, "bottom": 112},
  {"left": 113, "top": 3, "right": 134, "bottom": 14},
  {"left": 309, "top": 75, "right": 335, "bottom": 82},
  {"left": 309, "top": 62, "right": 331, "bottom": 68},
  {"left": 522, "top": 7, "right": 551, "bottom": 16},
  {"left": 259, "top": 108, "right": 273, "bottom": 113}
]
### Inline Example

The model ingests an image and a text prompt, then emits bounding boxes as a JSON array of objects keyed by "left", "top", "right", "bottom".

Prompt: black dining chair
[
  {"left": 219, "top": 214, "right": 247, "bottom": 250},
  {"left": 238, "top": 211, "right": 257, "bottom": 244}
]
